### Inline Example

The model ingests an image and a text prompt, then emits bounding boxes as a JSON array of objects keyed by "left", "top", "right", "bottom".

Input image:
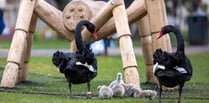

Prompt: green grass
[
  {"left": 0, "top": 52, "right": 209, "bottom": 103},
  {"left": 0, "top": 38, "right": 71, "bottom": 49},
  {"left": 188, "top": 53, "right": 209, "bottom": 83},
  {"left": 0, "top": 92, "right": 208, "bottom": 103}
]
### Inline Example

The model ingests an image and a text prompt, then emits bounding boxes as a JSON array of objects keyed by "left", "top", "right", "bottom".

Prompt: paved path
[{"left": 0, "top": 45, "right": 209, "bottom": 57}]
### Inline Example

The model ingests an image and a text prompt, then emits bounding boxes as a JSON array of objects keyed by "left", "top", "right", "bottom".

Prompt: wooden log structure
[
  {"left": 141, "top": 0, "right": 172, "bottom": 84},
  {"left": 63, "top": 0, "right": 106, "bottom": 32},
  {"left": 17, "top": 14, "right": 38, "bottom": 83},
  {"left": 137, "top": 15, "right": 156, "bottom": 83},
  {"left": 160, "top": 0, "right": 172, "bottom": 52},
  {"left": 0, "top": 0, "right": 172, "bottom": 87},
  {"left": 1, "top": 0, "right": 36, "bottom": 87},
  {"left": 34, "top": 0, "right": 74, "bottom": 41},
  {"left": 112, "top": 0, "right": 140, "bottom": 87},
  {"left": 145, "top": 0, "right": 172, "bottom": 52}
]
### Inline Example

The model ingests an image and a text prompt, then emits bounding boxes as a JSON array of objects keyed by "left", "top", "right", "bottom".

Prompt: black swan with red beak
[
  {"left": 153, "top": 25, "right": 192, "bottom": 103},
  {"left": 52, "top": 20, "right": 97, "bottom": 99}
]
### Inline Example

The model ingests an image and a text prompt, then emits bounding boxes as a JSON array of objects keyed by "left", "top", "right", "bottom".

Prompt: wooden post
[
  {"left": 145, "top": 0, "right": 171, "bottom": 53},
  {"left": 1, "top": 0, "right": 36, "bottom": 87},
  {"left": 17, "top": 14, "right": 38, "bottom": 83},
  {"left": 112, "top": 0, "right": 140, "bottom": 87},
  {"left": 137, "top": 15, "right": 156, "bottom": 83},
  {"left": 160, "top": 0, "right": 172, "bottom": 52},
  {"left": 144, "top": 0, "right": 172, "bottom": 84}
]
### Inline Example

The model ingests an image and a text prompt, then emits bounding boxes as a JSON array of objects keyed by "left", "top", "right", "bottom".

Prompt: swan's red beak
[
  {"left": 157, "top": 29, "right": 163, "bottom": 39},
  {"left": 93, "top": 30, "right": 97, "bottom": 39}
]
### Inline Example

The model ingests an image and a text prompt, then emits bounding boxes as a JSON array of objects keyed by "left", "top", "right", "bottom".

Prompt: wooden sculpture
[{"left": 0, "top": 0, "right": 171, "bottom": 88}]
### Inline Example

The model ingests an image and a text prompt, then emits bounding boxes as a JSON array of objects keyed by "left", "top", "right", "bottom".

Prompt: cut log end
[{"left": 0, "top": 63, "right": 19, "bottom": 87}]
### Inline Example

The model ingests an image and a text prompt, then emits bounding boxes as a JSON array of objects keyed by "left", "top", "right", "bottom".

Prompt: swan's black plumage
[
  {"left": 52, "top": 20, "right": 97, "bottom": 98},
  {"left": 153, "top": 25, "right": 192, "bottom": 103}
]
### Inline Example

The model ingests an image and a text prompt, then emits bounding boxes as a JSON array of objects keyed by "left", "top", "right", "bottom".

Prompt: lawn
[
  {"left": 0, "top": 51, "right": 209, "bottom": 103},
  {"left": 0, "top": 39, "right": 71, "bottom": 49}
]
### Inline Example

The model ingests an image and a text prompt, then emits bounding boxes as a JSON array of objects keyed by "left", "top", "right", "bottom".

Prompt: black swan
[
  {"left": 52, "top": 20, "right": 97, "bottom": 99},
  {"left": 153, "top": 25, "right": 192, "bottom": 103}
]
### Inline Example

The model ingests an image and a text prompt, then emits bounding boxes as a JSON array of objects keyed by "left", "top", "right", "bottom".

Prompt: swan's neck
[
  {"left": 173, "top": 29, "right": 185, "bottom": 52},
  {"left": 75, "top": 22, "right": 87, "bottom": 52}
]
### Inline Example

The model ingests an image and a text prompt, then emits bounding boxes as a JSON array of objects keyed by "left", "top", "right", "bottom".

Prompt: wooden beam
[
  {"left": 113, "top": 0, "right": 140, "bottom": 87},
  {"left": 145, "top": 0, "right": 171, "bottom": 52},
  {"left": 35, "top": 0, "right": 74, "bottom": 41},
  {"left": 137, "top": 15, "right": 156, "bottom": 83},
  {"left": 91, "top": 0, "right": 147, "bottom": 42},
  {"left": 1, "top": 0, "right": 36, "bottom": 87},
  {"left": 17, "top": 13, "right": 38, "bottom": 83},
  {"left": 145, "top": 0, "right": 172, "bottom": 85}
]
